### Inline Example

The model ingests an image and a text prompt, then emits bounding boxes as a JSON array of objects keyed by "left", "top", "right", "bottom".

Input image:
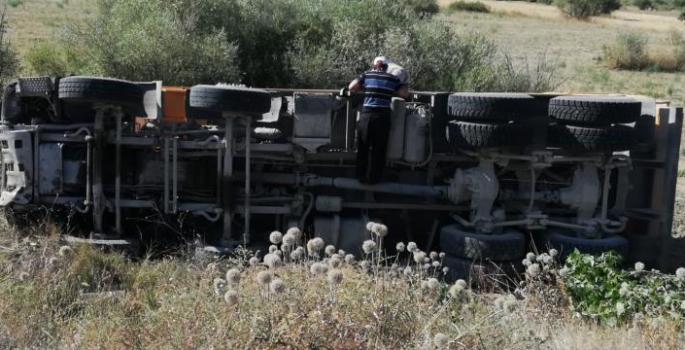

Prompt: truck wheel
[
  {"left": 549, "top": 124, "right": 637, "bottom": 152},
  {"left": 447, "top": 92, "right": 537, "bottom": 121},
  {"left": 447, "top": 121, "right": 534, "bottom": 149},
  {"left": 58, "top": 76, "right": 144, "bottom": 108},
  {"left": 189, "top": 85, "right": 271, "bottom": 115},
  {"left": 549, "top": 95, "right": 640, "bottom": 126},
  {"left": 545, "top": 230, "right": 629, "bottom": 259},
  {"left": 439, "top": 224, "right": 526, "bottom": 262}
]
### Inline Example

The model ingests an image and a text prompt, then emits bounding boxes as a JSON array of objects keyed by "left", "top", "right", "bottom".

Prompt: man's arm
[
  {"left": 349, "top": 78, "right": 362, "bottom": 92},
  {"left": 397, "top": 85, "right": 409, "bottom": 99}
]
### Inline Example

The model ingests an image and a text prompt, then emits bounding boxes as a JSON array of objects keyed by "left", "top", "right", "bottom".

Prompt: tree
[{"left": 555, "top": 0, "right": 621, "bottom": 20}]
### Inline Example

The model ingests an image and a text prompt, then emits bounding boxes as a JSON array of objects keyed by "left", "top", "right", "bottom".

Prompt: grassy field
[
  {"left": 3, "top": 0, "right": 96, "bottom": 57},
  {"left": 438, "top": 0, "right": 685, "bottom": 105}
]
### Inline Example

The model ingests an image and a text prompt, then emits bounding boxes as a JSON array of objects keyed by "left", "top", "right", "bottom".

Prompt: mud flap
[{"left": 0, "top": 130, "right": 33, "bottom": 206}]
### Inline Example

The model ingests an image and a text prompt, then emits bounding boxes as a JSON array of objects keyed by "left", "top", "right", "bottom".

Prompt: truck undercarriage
[{"left": 0, "top": 76, "right": 682, "bottom": 276}]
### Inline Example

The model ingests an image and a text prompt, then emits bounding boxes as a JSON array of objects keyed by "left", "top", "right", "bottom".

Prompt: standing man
[{"left": 348, "top": 56, "right": 409, "bottom": 184}]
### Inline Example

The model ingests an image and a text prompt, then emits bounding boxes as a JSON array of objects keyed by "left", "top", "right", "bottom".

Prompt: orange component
[{"left": 162, "top": 86, "right": 189, "bottom": 123}]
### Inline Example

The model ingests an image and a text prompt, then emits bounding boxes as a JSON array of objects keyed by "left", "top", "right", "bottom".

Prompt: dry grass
[
  {"left": 437, "top": 0, "right": 685, "bottom": 104},
  {"left": 0, "top": 221, "right": 684, "bottom": 349},
  {"left": 3, "top": 0, "right": 96, "bottom": 58}
]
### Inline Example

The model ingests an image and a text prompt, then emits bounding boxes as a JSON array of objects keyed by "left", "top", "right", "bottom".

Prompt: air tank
[
  {"left": 386, "top": 98, "right": 406, "bottom": 161},
  {"left": 403, "top": 106, "right": 429, "bottom": 164}
]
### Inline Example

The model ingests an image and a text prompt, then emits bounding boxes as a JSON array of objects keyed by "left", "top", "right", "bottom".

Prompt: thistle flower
[
  {"left": 270, "top": 278, "right": 285, "bottom": 295},
  {"left": 256, "top": 271, "right": 272, "bottom": 286},
  {"left": 269, "top": 231, "right": 283, "bottom": 244},
  {"left": 310, "top": 262, "right": 328, "bottom": 275},
  {"left": 307, "top": 237, "right": 325, "bottom": 253},
  {"left": 526, "top": 252, "right": 536, "bottom": 261},
  {"left": 372, "top": 223, "right": 388, "bottom": 237},
  {"left": 403, "top": 266, "right": 413, "bottom": 276},
  {"left": 205, "top": 262, "right": 218, "bottom": 272},
  {"left": 423, "top": 263, "right": 431, "bottom": 271},
  {"left": 344, "top": 254, "right": 355, "bottom": 264},
  {"left": 249, "top": 257, "right": 260, "bottom": 267},
  {"left": 329, "top": 256, "right": 342, "bottom": 268},
  {"left": 269, "top": 245, "right": 278, "bottom": 254},
  {"left": 677, "top": 267, "right": 685, "bottom": 279},
  {"left": 616, "top": 301, "right": 625, "bottom": 316},
  {"left": 282, "top": 232, "right": 296, "bottom": 246},
  {"left": 18, "top": 271, "right": 29, "bottom": 282},
  {"left": 526, "top": 263, "right": 541, "bottom": 278},
  {"left": 360, "top": 260, "right": 371, "bottom": 271},
  {"left": 559, "top": 266, "right": 570, "bottom": 278},
  {"left": 290, "top": 249, "right": 303, "bottom": 261},
  {"left": 274, "top": 250, "right": 283, "bottom": 258},
  {"left": 442, "top": 267, "right": 449, "bottom": 274},
  {"left": 439, "top": 252, "right": 445, "bottom": 259},
  {"left": 286, "top": 227, "right": 302, "bottom": 240},
  {"left": 264, "top": 253, "right": 282, "bottom": 269},
  {"left": 456, "top": 279, "right": 467, "bottom": 289},
  {"left": 429, "top": 251, "right": 438, "bottom": 261},
  {"left": 423, "top": 257, "right": 431, "bottom": 264},
  {"left": 635, "top": 262, "right": 645, "bottom": 272},
  {"left": 426, "top": 278, "right": 440, "bottom": 291},
  {"left": 407, "top": 242, "right": 418, "bottom": 252},
  {"left": 224, "top": 290, "right": 239, "bottom": 306},
  {"left": 433, "top": 333, "right": 448, "bottom": 348},
  {"left": 338, "top": 249, "right": 346, "bottom": 256},
  {"left": 432, "top": 261, "right": 440, "bottom": 268},
  {"left": 522, "top": 259, "right": 532, "bottom": 267},
  {"left": 549, "top": 249, "right": 558, "bottom": 258},
  {"left": 325, "top": 245, "right": 336, "bottom": 257},
  {"left": 396, "top": 242, "right": 406, "bottom": 252},
  {"left": 225, "top": 268, "right": 241, "bottom": 285},
  {"left": 58, "top": 245, "right": 74, "bottom": 257},
  {"left": 503, "top": 299, "right": 516, "bottom": 313},
  {"left": 281, "top": 243, "right": 292, "bottom": 252},
  {"left": 413, "top": 251, "right": 427, "bottom": 264},
  {"left": 362, "top": 240, "right": 377, "bottom": 254},
  {"left": 449, "top": 283, "right": 464, "bottom": 297},
  {"left": 366, "top": 221, "right": 376, "bottom": 231},
  {"left": 495, "top": 296, "right": 505, "bottom": 310},
  {"left": 327, "top": 269, "right": 344, "bottom": 285},
  {"left": 213, "top": 278, "right": 227, "bottom": 295}
]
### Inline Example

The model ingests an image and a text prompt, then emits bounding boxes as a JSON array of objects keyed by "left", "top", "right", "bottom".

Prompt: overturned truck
[{"left": 0, "top": 76, "right": 682, "bottom": 275}]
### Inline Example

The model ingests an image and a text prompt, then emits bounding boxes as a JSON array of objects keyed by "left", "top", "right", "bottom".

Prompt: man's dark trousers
[{"left": 356, "top": 109, "right": 391, "bottom": 184}]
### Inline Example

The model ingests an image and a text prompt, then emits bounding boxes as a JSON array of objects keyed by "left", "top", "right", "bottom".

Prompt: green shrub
[
  {"left": 30, "top": 0, "right": 558, "bottom": 92},
  {"left": 562, "top": 251, "right": 685, "bottom": 325},
  {"left": 556, "top": 0, "right": 621, "bottom": 19},
  {"left": 633, "top": 0, "right": 654, "bottom": 10},
  {"left": 602, "top": 32, "right": 650, "bottom": 70},
  {"left": 402, "top": 0, "right": 440, "bottom": 15},
  {"left": 6, "top": 0, "right": 22, "bottom": 8},
  {"left": 447, "top": 1, "right": 491, "bottom": 13}
]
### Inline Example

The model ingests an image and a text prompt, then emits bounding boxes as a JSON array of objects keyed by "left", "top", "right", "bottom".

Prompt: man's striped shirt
[{"left": 357, "top": 70, "right": 402, "bottom": 111}]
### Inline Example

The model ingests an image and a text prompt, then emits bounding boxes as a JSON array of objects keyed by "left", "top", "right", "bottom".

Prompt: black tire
[
  {"left": 634, "top": 114, "right": 655, "bottom": 144},
  {"left": 442, "top": 255, "right": 521, "bottom": 283},
  {"left": 545, "top": 230, "right": 628, "bottom": 259},
  {"left": 447, "top": 121, "right": 535, "bottom": 149},
  {"left": 189, "top": 85, "right": 271, "bottom": 114},
  {"left": 447, "top": 93, "right": 537, "bottom": 121},
  {"left": 439, "top": 225, "right": 526, "bottom": 261},
  {"left": 58, "top": 76, "right": 144, "bottom": 108},
  {"left": 549, "top": 124, "right": 637, "bottom": 152},
  {"left": 549, "top": 95, "right": 641, "bottom": 126}
]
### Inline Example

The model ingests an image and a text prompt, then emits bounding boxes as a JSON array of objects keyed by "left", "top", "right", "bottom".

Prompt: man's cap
[{"left": 373, "top": 56, "right": 389, "bottom": 67}]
